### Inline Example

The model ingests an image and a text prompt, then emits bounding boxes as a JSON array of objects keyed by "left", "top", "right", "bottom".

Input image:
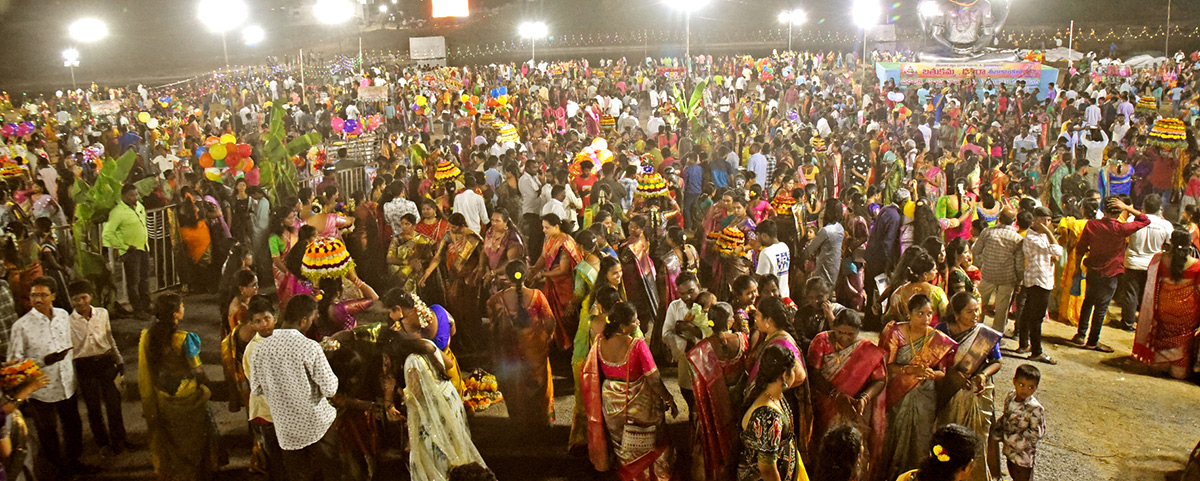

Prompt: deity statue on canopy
[{"left": 919, "top": 0, "right": 1012, "bottom": 57}]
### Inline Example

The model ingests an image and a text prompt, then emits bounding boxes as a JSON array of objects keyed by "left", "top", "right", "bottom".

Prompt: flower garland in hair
[{"left": 410, "top": 293, "right": 435, "bottom": 329}]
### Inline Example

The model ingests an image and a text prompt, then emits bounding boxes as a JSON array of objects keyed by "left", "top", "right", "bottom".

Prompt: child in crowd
[
  {"left": 989, "top": 364, "right": 1047, "bottom": 481},
  {"left": 68, "top": 279, "right": 130, "bottom": 455}
]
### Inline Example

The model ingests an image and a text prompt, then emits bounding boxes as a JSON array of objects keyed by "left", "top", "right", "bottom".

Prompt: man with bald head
[{"left": 972, "top": 208, "right": 1025, "bottom": 334}]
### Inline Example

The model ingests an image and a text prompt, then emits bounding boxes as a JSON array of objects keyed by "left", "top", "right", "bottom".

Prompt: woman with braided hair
[{"left": 486, "top": 259, "right": 556, "bottom": 429}]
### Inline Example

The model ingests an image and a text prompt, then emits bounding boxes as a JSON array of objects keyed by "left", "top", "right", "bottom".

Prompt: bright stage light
[
  {"left": 779, "top": 9, "right": 807, "bottom": 25},
  {"left": 243, "top": 25, "right": 265, "bottom": 45},
  {"left": 519, "top": 21, "right": 548, "bottom": 39},
  {"left": 853, "top": 0, "right": 882, "bottom": 28},
  {"left": 68, "top": 18, "right": 108, "bottom": 43},
  {"left": 198, "top": 0, "right": 248, "bottom": 33},
  {"left": 314, "top": 0, "right": 355, "bottom": 24},
  {"left": 665, "top": 0, "right": 711, "bottom": 13}
]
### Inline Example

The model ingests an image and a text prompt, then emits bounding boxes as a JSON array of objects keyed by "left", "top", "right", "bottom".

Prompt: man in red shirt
[{"left": 1072, "top": 197, "right": 1151, "bottom": 352}]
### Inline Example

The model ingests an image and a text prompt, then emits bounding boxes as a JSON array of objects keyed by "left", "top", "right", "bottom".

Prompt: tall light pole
[
  {"left": 1165, "top": 0, "right": 1172, "bottom": 57},
  {"left": 519, "top": 21, "right": 549, "bottom": 64},
  {"left": 63, "top": 48, "right": 80, "bottom": 90},
  {"left": 853, "top": 0, "right": 881, "bottom": 67},
  {"left": 198, "top": 0, "right": 248, "bottom": 68},
  {"left": 666, "top": 0, "right": 711, "bottom": 79},
  {"left": 778, "top": 9, "right": 807, "bottom": 52}
]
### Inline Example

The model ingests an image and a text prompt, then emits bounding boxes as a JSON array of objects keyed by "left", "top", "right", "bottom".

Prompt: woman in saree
[
  {"left": 687, "top": 303, "right": 749, "bottom": 481},
  {"left": 699, "top": 191, "right": 733, "bottom": 259},
  {"left": 662, "top": 226, "right": 699, "bottom": 309},
  {"left": 313, "top": 271, "right": 379, "bottom": 338},
  {"left": 219, "top": 270, "right": 258, "bottom": 411},
  {"left": 138, "top": 294, "right": 224, "bottom": 480},
  {"left": 884, "top": 251, "right": 949, "bottom": 326},
  {"left": 936, "top": 178, "right": 976, "bottom": 243},
  {"left": 621, "top": 215, "right": 661, "bottom": 351},
  {"left": 483, "top": 209, "right": 525, "bottom": 296},
  {"left": 487, "top": 260, "right": 556, "bottom": 429},
  {"left": 415, "top": 198, "right": 452, "bottom": 244},
  {"left": 747, "top": 296, "right": 813, "bottom": 464},
  {"left": 267, "top": 202, "right": 302, "bottom": 305},
  {"left": 421, "top": 213, "right": 485, "bottom": 347},
  {"left": 946, "top": 238, "right": 978, "bottom": 301},
  {"left": 387, "top": 213, "right": 434, "bottom": 293},
  {"left": 383, "top": 289, "right": 466, "bottom": 396},
  {"left": 806, "top": 310, "right": 887, "bottom": 481},
  {"left": 836, "top": 191, "right": 871, "bottom": 311},
  {"left": 1056, "top": 196, "right": 1098, "bottom": 326},
  {"left": 573, "top": 230, "right": 603, "bottom": 307},
  {"left": 738, "top": 344, "right": 809, "bottom": 481},
  {"left": 531, "top": 213, "right": 583, "bottom": 351},
  {"left": 1134, "top": 229, "right": 1200, "bottom": 380},
  {"left": 307, "top": 186, "right": 354, "bottom": 240},
  {"left": 721, "top": 199, "right": 758, "bottom": 235},
  {"left": 582, "top": 302, "right": 680, "bottom": 481},
  {"left": 879, "top": 294, "right": 958, "bottom": 480},
  {"left": 381, "top": 332, "right": 486, "bottom": 481},
  {"left": 935, "top": 291, "right": 1002, "bottom": 481},
  {"left": 1, "top": 222, "right": 42, "bottom": 313}
]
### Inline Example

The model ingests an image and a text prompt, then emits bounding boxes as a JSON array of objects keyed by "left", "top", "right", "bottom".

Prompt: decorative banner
[
  {"left": 358, "top": 86, "right": 389, "bottom": 102},
  {"left": 90, "top": 100, "right": 122, "bottom": 116},
  {"left": 896, "top": 62, "right": 1044, "bottom": 86},
  {"left": 656, "top": 67, "right": 686, "bottom": 80}
]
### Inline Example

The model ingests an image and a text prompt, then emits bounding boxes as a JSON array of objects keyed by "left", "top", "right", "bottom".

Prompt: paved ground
[{"left": 65, "top": 293, "right": 1200, "bottom": 480}]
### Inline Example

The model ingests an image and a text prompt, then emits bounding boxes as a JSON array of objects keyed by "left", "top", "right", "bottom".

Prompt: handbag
[{"left": 619, "top": 338, "right": 657, "bottom": 453}]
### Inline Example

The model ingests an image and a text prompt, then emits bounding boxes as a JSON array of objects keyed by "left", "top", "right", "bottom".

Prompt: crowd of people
[{"left": 0, "top": 43, "right": 1199, "bottom": 481}]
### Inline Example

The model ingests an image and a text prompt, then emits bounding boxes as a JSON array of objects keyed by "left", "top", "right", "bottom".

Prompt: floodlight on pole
[
  {"left": 198, "top": 0, "right": 248, "bottom": 68},
  {"left": 519, "top": 21, "right": 548, "bottom": 64},
  {"left": 378, "top": 4, "right": 388, "bottom": 13},
  {"left": 63, "top": 48, "right": 80, "bottom": 90},
  {"left": 68, "top": 18, "right": 108, "bottom": 43},
  {"left": 778, "top": 9, "right": 806, "bottom": 52},
  {"left": 852, "top": 0, "right": 880, "bottom": 66},
  {"left": 314, "top": 0, "right": 356, "bottom": 24},
  {"left": 243, "top": 25, "right": 265, "bottom": 46},
  {"left": 666, "top": 0, "right": 710, "bottom": 79},
  {"left": 918, "top": 1, "right": 942, "bottom": 19}
]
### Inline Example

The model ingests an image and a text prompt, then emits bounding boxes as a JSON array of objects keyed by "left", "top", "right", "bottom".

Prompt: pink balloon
[
  {"left": 331, "top": 117, "right": 345, "bottom": 132},
  {"left": 359, "top": 78, "right": 370, "bottom": 87}
]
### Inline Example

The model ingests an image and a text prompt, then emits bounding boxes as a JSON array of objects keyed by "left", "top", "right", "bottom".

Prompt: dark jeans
[
  {"left": 26, "top": 395, "right": 84, "bottom": 466},
  {"left": 121, "top": 248, "right": 151, "bottom": 312},
  {"left": 75, "top": 354, "right": 126, "bottom": 448},
  {"left": 1018, "top": 286, "right": 1051, "bottom": 356},
  {"left": 1114, "top": 268, "right": 1148, "bottom": 329},
  {"left": 252, "top": 422, "right": 287, "bottom": 480},
  {"left": 1076, "top": 274, "right": 1120, "bottom": 346},
  {"left": 281, "top": 425, "right": 341, "bottom": 481},
  {"left": 682, "top": 192, "right": 700, "bottom": 229}
]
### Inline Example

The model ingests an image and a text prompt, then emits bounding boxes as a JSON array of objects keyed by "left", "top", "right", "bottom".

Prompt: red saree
[
  {"left": 807, "top": 333, "right": 887, "bottom": 481},
  {"left": 687, "top": 335, "right": 748, "bottom": 481},
  {"left": 540, "top": 233, "right": 583, "bottom": 350},
  {"left": 1134, "top": 253, "right": 1200, "bottom": 370},
  {"left": 878, "top": 321, "right": 957, "bottom": 410}
]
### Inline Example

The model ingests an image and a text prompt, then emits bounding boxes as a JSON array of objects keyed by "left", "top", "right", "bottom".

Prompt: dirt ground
[{"left": 64, "top": 294, "right": 1200, "bottom": 480}]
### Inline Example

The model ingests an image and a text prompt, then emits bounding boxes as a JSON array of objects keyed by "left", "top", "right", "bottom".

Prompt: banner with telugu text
[{"left": 897, "top": 62, "right": 1044, "bottom": 86}]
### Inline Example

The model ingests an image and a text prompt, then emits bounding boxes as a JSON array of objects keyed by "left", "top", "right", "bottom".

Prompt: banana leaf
[
  {"left": 69, "top": 149, "right": 156, "bottom": 306},
  {"left": 259, "top": 106, "right": 322, "bottom": 203}
]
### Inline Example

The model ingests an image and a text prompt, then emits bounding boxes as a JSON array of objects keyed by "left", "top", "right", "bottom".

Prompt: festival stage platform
[{"left": 876, "top": 61, "right": 1059, "bottom": 101}]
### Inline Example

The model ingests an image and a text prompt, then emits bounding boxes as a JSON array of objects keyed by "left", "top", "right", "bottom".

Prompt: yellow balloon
[
  {"left": 205, "top": 167, "right": 222, "bottom": 181},
  {"left": 220, "top": 133, "right": 237, "bottom": 144},
  {"left": 498, "top": 95, "right": 508, "bottom": 106},
  {"left": 137, "top": 112, "right": 151, "bottom": 123},
  {"left": 210, "top": 143, "right": 228, "bottom": 160},
  {"left": 416, "top": 95, "right": 427, "bottom": 107},
  {"left": 460, "top": 94, "right": 470, "bottom": 103}
]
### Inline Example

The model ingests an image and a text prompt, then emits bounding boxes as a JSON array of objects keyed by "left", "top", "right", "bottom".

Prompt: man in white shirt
[
  {"left": 1079, "top": 127, "right": 1109, "bottom": 186},
  {"left": 242, "top": 296, "right": 286, "bottom": 479},
  {"left": 660, "top": 273, "right": 703, "bottom": 408},
  {"left": 1084, "top": 97, "right": 1102, "bottom": 127},
  {"left": 1113, "top": 195, "right": 1173, "bottom": 331},
  {"left": 519, "top": 161, "right": 545, "bottom": 218},
  {"left": 747, "top": 143, "right": 769, "bottom": 187},
  {"left": 1019, "top": 207, "right": 1064, "bottom": 364},
  {"left": 68, "top": 279, "right": 129, "bottom": 454},
  {"left": 9, "top": 277, "right": 87, "bottom": 472},
  {"left": 452, "top": 175, "right": 490, "bottom": 235},
  {"left": 249, "top": 295, "right": 339, "bottom": 481},
  {"left": 755, "top": 220, "right": 792, "bottom": 299},
  {"left": 540, "top": 185, "right": 575, "bottom": 232}
]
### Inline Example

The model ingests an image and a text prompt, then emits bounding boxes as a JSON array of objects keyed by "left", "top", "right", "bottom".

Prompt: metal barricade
[{"left": 103, "top": 204, "right": 182, "bottom": 306}]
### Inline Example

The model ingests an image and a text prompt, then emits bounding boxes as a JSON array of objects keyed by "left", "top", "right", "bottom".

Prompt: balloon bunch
[
  {"left": 197, "top": 133, "right": 254, "bottom": 181},
  {"left": 459, "top": 94, "right": 481, "bottom": 116},
  {"left": 487, "top": 86, "right": 511, "bottom": 115},
  {"left": 331, "top": 117, "right": 366, "bottom": 137},
  {"left": 1, "top": 121, "right": 36, "bottom": 138}
]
